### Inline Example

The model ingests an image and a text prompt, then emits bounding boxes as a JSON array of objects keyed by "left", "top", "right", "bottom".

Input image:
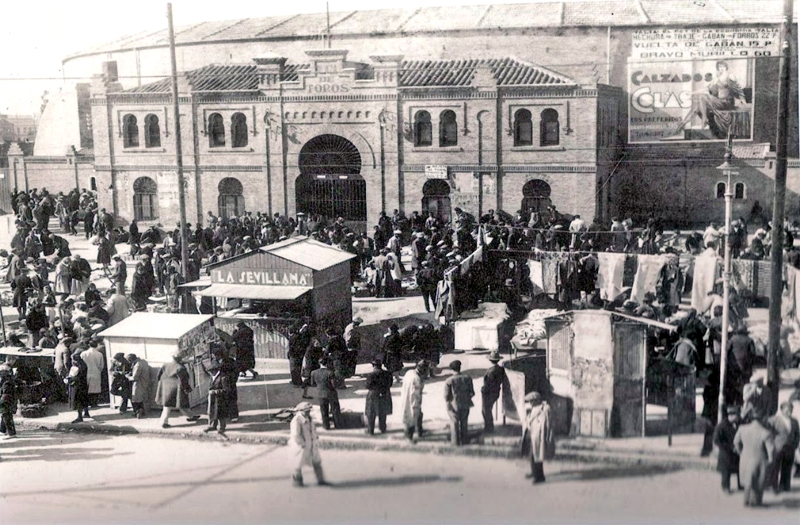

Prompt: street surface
[{"left": 1, "top": 430, "right": 798, "bottom": 525}]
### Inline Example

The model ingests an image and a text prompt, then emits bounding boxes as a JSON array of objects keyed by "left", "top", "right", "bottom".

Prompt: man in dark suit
[
  {"left": 768, "top": 401, "right": 800, "bottom": 493},
  {"left": 310, "top": 357, "right": 341, "bottom": 430},
  {"left": 443, "top": 360, "right": 474, "bottom": 446},
  {"left": 713, "top": 405, "right": 742, "bottom": 493},
  {"left": 364, "top": 359, "right": 393, "bottom": 435},
  {"left": 416, "top": 261, "right": 438, "bottom": 313},
  {"left": 481, "top": 351, "right": 505, "bottom": 434},
  {"left": 287, "top": 324, "right": 310, "bottom": 387},
  {"left": 233, "top": 321, "right": 257, "bottom": 380}
]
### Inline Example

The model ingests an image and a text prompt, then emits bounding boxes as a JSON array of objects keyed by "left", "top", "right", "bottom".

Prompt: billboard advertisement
[{"left": 628, "top": 27, "right": 779, "bottom": 143}]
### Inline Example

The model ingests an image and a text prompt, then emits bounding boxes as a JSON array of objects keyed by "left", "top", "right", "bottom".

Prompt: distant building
[{"left": 0, "top": 114, "right": 38, "bottom": 142}]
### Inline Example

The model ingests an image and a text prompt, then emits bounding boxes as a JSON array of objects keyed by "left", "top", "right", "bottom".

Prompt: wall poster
[{"left": 628, "top": 27, "right": 779, "bottom": 143}]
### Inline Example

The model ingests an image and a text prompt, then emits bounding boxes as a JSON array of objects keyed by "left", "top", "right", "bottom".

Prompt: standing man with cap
[
  {"left": 714, "top": 405, "right": 743, "bottom": 493},
  {"left": 287, "top": 324, "right": 311, "bottom": 387},
  {"left": 388, "top": 230, "right": 405, "bottom": 273},
  {"left": 109, "top": 254, "right": 127, "bottom": 295},
  {"left": 364, "top": 359, "right": 393, "bottom": 435},
  {"left": 522, "top": 391, "right": 554, "bottom": 484},
  {"left": 126, "top": 353, "right": 152, "bottom": 418},
  {"left": 309, "top": 357, "right": 341, "bottom": 430},
  {"left": 416, "top": 261, "right": 438, "bottom": 313},
  {"left": 80, "top": 340, "right": 105, "bottom": 408},
  {"left": 767, "top": 401, "right": 800, "bottom": 493},
  {"left": 288, "top": 401, "right": 331, "bottom": 487},
  {"left": 482, "top": 351, "right": 506, "bottom": 434},
  {"left": 343, "top": 317, "right": 362, "bottom": 379},
  {"left": 443, "top": 360, "right": 474, "bottom": 446}
]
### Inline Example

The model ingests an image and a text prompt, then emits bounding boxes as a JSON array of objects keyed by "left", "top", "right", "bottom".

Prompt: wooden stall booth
[
  {"left": 99, "top": 313, "right": 216, "bottom": 409},
  {"left": 197, "top": 238, "right": 356, "bottom": 360},
  {"left": 543, "top": 310, "right": 678, "bottom": 438}
]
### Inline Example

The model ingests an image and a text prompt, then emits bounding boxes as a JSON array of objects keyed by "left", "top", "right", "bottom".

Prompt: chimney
[
  {"left": 102, "top": 61, "right": 119, "bottom": 82},
  {"left": 254, "top": 55, "right": 287, "bottom": 91}
]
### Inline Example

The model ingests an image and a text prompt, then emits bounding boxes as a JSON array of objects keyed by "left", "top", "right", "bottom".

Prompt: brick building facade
[{"left": 88, "top": 49, "right": 622, "bottom": 229}]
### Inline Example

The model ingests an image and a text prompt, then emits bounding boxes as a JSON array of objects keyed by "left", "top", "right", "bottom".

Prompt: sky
[{"left": 0, "top": 0, "right": 598, "bottom": 116}]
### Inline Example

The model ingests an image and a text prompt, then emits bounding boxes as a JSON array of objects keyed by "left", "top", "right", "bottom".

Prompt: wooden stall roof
[
  {"left": 206, "top": 237, "right": 356, "bottom": 273},
  {"left": 99, "top": 313, "right": 215, "bottom": 340},
  {"left": 540, "top": 310, "right": 677, "bottom": 332},
  {"left": 196, "top": 283, "right": 311, "bottom": 300}
]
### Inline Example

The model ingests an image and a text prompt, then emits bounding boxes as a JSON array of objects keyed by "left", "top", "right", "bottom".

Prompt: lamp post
[{"left": 716, "top": 132, "right": 738, "bottom": 425}]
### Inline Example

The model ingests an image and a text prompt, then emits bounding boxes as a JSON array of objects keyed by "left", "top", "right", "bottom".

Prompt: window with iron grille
[
  {"left": 145, "top": 114, "right": 161, "bottom": 148},
  {"left": 514, "top": 109, "right": 532, "bottom": 146},
  {"left": 133, "top": 176, "right": 158, "bottom": 221},
  {"left": 540, "top": 108, "right": 560, "bottom": 147},
  {"left": 208, "top": 113, "right": 225, "bottom": 148},
  {"left": 414, "top": 110, "right": 432, "bottom": 147},
  {"left": 218, "top": 177, "right": 245, "bottom": 218},
  {"left": 123, "top": 114, "right": 139, "bottom": 148},
  {"left": 231, "top": 113, "right": 248, "bottom": 148}
]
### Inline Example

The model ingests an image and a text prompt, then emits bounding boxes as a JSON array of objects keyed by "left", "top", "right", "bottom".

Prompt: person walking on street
[
  {"left": 444, "top": 360, "right": 474, "bottom": 446},
  {"left": 734, "top": 408, "right": 775, "bottom": 507},
  {"left": 401, "top": 360, "right": 426, "bottom": 442},
  {"left": 155, "top": 353, "right": 200, "bottom": 428},
  {"left": 767, "top": 401, "right": 800, "bottom": 493},
  {"left": 309, "top": 357, "right": 341, "bottom": 430},
  {"left": 288, "top": 401, "right": 331, "bottom": 487},
  {"left": 287, "top": 324, "right": 310, "bottom": 387},
  {"left": 714, "top": 405, "right": 743, "bottom": 493},
  {"left": 522, "top": 391, "right": 554, "bottom": 484},
  {"left": 233, "top": 321, "right": 257, "bottom": 380},
  {"left": 126, "top": 354, "right": 153, "bottom": 418},
  {"left": 67, "top": 350, "right": 91, "bottom": 423},
  {"left": 205, "top": 344, "right": 237, "bottom": 436},
  {"left": 364, "top": 359, "right": 393, "bottom": 435},
  {"left": 481, "top": 351, "right": 505, "bottom": 434}
]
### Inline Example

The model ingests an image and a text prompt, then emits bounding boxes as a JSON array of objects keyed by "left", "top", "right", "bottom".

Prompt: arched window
[
  {"left": 734, "top": 182, "right": 746, "bottom": 200},
  {"left": 144, "top": 114, "right": 161, "bottom": 148},
  {"left": 414, "top": 111, "right": 432, "bottom": 147},
  {"left": 715, "top": 182, "right": 726, "bottom": 199},
  {"left": 540, "top": 109, "right": 560, "bottom": 146},
  {"left": 521, "top": 179, "right": 553, "bottom": 216},
  {"left": 218, "top": 177, "right": 245, "bottom": 218},
  {"left": 231, "top": 113, "right": 248, "bottom": 148},
  {"left": 514, "top": 109, "right": 533, "bottom": 146},
  {"left": 123, "top": 114, "right": 139, "bottom": 148},
  {"left": 133, "top": 176, "right": 158, "bottom": 221},
  {"left": 208, "top": 113, "right": 225, "bottom": 148},
  {"left": 439, "top": 110, "right": 458, "bottom": 147}
]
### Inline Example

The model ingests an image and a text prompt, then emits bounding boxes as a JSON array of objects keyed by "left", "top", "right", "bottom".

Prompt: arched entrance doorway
[
  {"left": 521, "top": 179, "right": 552, "bottom": 216},
  {"left": 218, "top": 177, "right": 245, "bottom": 219},
  {"left": 422, "top": 179, "right": 452, "bottom": 225},
  {"left": 296, "top": 134, "right": 366, "bottom": 222}
]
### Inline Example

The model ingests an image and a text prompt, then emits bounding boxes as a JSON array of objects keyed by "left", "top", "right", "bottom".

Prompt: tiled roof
[
  {"left": 68, "top": 1, "right": 796, "bottom": 59},
  {"left": 399, "top": 58, "right": 575, "bottom": 87},
  {"left": 126, "top": 63, "right": 309, "bottom": 93}
]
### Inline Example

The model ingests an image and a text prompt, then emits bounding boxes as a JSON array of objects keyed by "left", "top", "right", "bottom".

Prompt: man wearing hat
[
  {"left": 109, "top": 253, "right": 127, "bottom": 295},
  {"left": 482, "top": 351, "right": 506, "bottom": 434},
  {"left": 387, "top": 229, "right": 405, "bottom": 273},
  {"left": 233, "top": 321, "right": 257, "bottom": 380},
  {"left": 521, "top": 391, "right": 554, "bottom": 484},
  {"left": 309, "top": 357, "right": 341, "bottom": 430},
  {"left": 400, "top": 360, "right": 427, "bottom": 442},
  {"left": 126, "top": 353, "right": 153, "bottom": 419},
  {"left": 288, "top": 401, "right": 330, "bottom": 487},
  {"left": 416, "top": 261, "right": 438, "bottom": 313},
  {"left": 343, "top": 317, "right": 362, "bottom": 379},
  {"left": 714, "top": 405, "right": 742, "bottom": 493},
  {"left": 734, "top": 404, "right": 775, "bottom": 506},
  {"left": 364, "top": 359, "right": 393, "bottom": 435},
  {"left": 443, "top": 360, "right": 474, "bottom": 446}
]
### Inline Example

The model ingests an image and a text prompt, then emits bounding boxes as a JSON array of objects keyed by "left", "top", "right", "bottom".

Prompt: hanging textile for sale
[
  {"left": 630, "top": 255, "right": 666, "bottom": 304},
  {"left": 528, "top": 259, "right": 545, "bottom": 296},
  {"left": 691, "top": 255, "right": 719, "bottom": 310},
  {"left": 435, "top": 277, "right": 453, "bottom": 320},
  {"left": 731, "top": 259, "right": 755, "bottom": 294},
  {"left": 597, "top": 253, "right": 626, "bottom": 301},
  {"left": 783, "top": 265, "right": 799, "bottom": 324},
  {"left": 541, "top": 256, "right": 560, "bottom": 295}
]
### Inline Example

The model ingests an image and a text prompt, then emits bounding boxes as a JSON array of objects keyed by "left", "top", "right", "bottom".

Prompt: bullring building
[{"left": 10, "top": 1, "right": 800, "bottom": 229}]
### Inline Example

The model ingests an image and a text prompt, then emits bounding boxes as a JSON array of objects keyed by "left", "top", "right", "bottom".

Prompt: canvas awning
[{"left": 195, "top": 283, "right": 311, "bottom": 301}]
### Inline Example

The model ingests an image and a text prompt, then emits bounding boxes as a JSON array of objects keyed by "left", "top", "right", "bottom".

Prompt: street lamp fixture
[{"left": 715, "top": 131, "right": 738, "bottom": 425}]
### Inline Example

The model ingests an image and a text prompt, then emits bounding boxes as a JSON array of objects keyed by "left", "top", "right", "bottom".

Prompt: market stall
[
  {"left": 99, "top": 313, "right": 216, "bottom": 409},
  {"left": 453, "top": 302, "right": 511, "bottom": 352},
  {"left": 0, "top": 346, "right": 59, "bottom": 410},
  {"left": 543, "top": 309, "right": 678, "bottom": 438},
  {"left": 197, "top": 237, "right": 356, "bottom": 360}
]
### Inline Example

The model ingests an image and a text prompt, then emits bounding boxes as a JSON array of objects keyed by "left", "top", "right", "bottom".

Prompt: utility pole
[
  {"left": 326, "top": 2, "right": 332, "bottom": 49},
  {"left": 766, "top": 0, "right": 793, "bottom": 413},
  {"left": 167, "top": 2, "right": 189, "bottom": 279},
  {"left": 716, "top": 132, "right": 736, "bottom": 425}
]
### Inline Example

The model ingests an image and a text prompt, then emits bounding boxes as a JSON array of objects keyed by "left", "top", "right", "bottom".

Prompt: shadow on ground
[
  {"left": 548, "top": 464, "right": 683, "bottom": 482},
  {"left": 331, "top": 474, "right": 462, "bottom": 490}
]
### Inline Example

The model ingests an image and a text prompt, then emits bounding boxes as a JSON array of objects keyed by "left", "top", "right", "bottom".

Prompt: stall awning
[{"left": 195, "top": 283, "right": 311, "bottom": 301}]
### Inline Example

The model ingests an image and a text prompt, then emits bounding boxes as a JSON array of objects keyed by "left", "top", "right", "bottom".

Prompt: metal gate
[{"left": 295, "top": 175, "right": 367, "bottom": 221}]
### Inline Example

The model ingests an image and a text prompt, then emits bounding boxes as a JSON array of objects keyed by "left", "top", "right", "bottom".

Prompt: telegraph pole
[
  {"left": 766, "top": 0, "right": 794, "bottom": 413},
  {"left": 167, "top": 3, "right": 189, "bottom": 279}
]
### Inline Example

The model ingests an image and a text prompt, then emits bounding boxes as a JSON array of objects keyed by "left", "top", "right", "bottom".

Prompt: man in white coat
[
  {"left": 521, "top": 391, "right": 554, "bottom": 484},
  {"left": 80, "top": 340, "right": 105, "bottom": 407},
  {"left": 288, "top": 401, "right": 331, "bottom": 488},
  {"left": 400, "top": 360, "right": 427, "bottom": 442}
]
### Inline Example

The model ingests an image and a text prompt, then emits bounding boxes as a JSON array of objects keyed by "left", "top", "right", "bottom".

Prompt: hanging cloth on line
[
  {"left": 630, "top": 254, "right": 666, "bottom": 304},
  {"left": 691, "top": 255, "right": 720, "bottom": 311},
  {"left": 528, "top": 259, "right": 545, "bottom": 296},
  {"left": 597, "top": 252, "right": 626, "bottom": 301}
]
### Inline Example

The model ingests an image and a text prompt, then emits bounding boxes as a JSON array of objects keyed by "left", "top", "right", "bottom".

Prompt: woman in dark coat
[
  {"left": 155, "top": 355, "right": 198, "bottom": 428},
  {"left": 96, "top": 234, "right": 112, "bottom": 269},
  {"left": 131, "top": 264, "right": 150, "bottom": 312},
  {"left": 67, "top": 351, "right": 90, "bottom": 423}
]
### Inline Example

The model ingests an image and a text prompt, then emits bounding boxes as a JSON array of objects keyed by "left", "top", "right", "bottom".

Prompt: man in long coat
[
  {"left": 364, "top": 359, "right": 393, "bottom": 435},
  {"left": 155, "top": 354, "right": 200, "bottom": 428},
  {"left": 767, "top": 401, "right": 800, "bottom": 493},
  {"left": 205, "top": 345, "right": 237, "bottom": 436},
  {"left": 80, "top": 341, "right": 105, "bottom": 407},
  {"left": 521, "top": 391, "right": 554, "bottom": 484},
  {"left": 400, "top": 360, "right": 426, "bottom": 442},
  {"left": 126, "top": 353, "right": 153, "bottom": 418},
  {"left": 288, "top": 401, "right": 330, "bottom": 487},
  {"left": 287, "top": 324, "right": 310, "bottom": 387},
  {"left": 309, "top": 357, "right": 341, "bottom": 430},
  {"left": 481, "top": 351, "right": 506, "bottom": 434},
  {"left": 734, "top": 411, "right": 776, "bottom": 506},
  {"left": 714, "top": 405, "right": 742, "bottom": 493},
  {"left": 232, "top": 321, "right": 257, "bottom": 380},
  {"left": 343, "top": 317, "right": 362, "bottom": 379}
]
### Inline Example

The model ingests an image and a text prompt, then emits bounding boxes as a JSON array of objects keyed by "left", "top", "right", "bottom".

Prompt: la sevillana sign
[{"left": 211, "top": 268, "right": 313, "bottom": 287}]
